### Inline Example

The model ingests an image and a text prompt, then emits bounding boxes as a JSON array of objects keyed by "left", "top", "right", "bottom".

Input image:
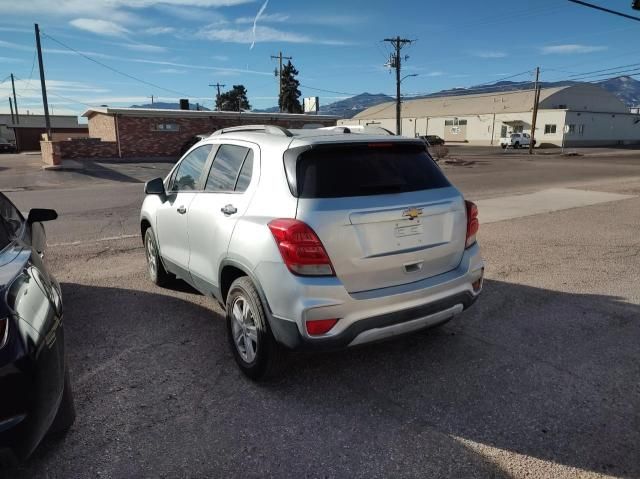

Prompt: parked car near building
[
  {"left": 0, "top": 194, "right": 74, "bottom": 461},
  {"left": 420, "top": 135, "right": 445, "bottom": 146},
  {"left": 0, "top": 138, "right": 16, "bottom": 154},
  {"left": 500, "top": 132, "right": 535, "bottom": 149},
  {"left": 140, "top": 125, "right": 484, "bottom": 380}
]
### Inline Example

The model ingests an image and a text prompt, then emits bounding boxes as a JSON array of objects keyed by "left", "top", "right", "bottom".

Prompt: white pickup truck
[{"left": 500, "top": 132, "right": 535, "bottom": 149}]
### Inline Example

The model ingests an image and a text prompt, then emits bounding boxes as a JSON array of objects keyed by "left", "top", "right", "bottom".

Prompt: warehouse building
[{"left": 343, "top": 84, "right": 640, "bottom": 147}]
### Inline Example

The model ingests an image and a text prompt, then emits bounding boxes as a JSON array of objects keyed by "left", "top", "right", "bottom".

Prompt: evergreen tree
[
  {"left": 216, "top": 85, "right": 251, "bottom": 111},
  {"left": 279, "top": 61, "right": 302, "bottom": 113}
]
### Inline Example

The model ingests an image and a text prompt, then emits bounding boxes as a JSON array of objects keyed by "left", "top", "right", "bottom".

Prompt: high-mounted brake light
[
  {"left": 306, "top": 319, "right": 339, "bottom": 336},
  {"left": 465, "top": 200, "right": 479, "bottom": 248},
  {"left": 268, "top": 219, "right": 335, "bottom": 276}
]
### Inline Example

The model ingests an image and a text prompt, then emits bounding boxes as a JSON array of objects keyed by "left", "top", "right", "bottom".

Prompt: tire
[
  {"left": 48, "top": 369, "right": 75, "bottom": 436},
  {"left": 144, "top": 228, "right": 172, "bottom": 287},
  {"left": 513, "top": 142, "right": 520, "bottom": 149},
  {"left": 226, "top": 277, "right": 287, "bottom": 380},
  {"left": 501, "top": 144, "right": 507, "bottom": 149}
]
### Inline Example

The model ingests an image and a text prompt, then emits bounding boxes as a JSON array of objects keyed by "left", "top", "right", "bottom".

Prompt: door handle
[
  {"left": 177, "top": 205, "right": 187, "bottom": 214},
  {"left": 221, "top": 204, "right": 238, "bottom": 216}
]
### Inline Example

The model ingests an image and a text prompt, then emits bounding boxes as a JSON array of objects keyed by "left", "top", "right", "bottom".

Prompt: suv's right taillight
[
  {"left": 268, "top": 219, "right": 335, "bottom": 276},
  {"left": 465, "top": 200, "right": 479, "bottom": 248}
]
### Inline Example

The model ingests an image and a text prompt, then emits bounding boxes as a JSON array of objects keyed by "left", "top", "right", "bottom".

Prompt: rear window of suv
[{"left": 295, "top": 143, "right": 450, "bottom": 198}]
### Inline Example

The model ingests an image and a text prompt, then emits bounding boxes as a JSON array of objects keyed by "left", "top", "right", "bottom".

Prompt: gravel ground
[{"left": 2, "top": 190, "right": 639, "bottom": 478}]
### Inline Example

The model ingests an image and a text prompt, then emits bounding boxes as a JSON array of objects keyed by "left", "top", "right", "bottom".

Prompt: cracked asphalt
[{"left": 1, "top": 150, "right": 639, "bottom": 478}]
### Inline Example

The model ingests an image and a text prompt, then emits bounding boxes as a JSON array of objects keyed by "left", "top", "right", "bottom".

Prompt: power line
[
  {"left": 567, "top": 0, "right": 640, "bottom": 22},
  {"left": 40, "top": 31, "right": 196, "bottom": 99},
  {"left": 300, "top": 84, "right": 360, "bottom": 96}
]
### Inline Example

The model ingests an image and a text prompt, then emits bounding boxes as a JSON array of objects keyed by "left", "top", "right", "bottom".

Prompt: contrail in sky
[{"left": 250, "top": 0, "right": 269, "bottom": 50}]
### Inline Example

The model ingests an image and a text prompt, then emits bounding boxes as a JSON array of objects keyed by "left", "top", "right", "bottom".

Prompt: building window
[
  {"left": 444, "top": 120, "right": 454, "bottom": 126},
  {"left": 154, "top": 123, "right": 180, "bottom": 132},
  {"left": 578, "top": 124, "right": 585, "bottom": 135},
  {"left": 544, "top": 124, "right": 557, "bottom": 134},
  {"left": 567, "top": 124, "right": 576, "bottom": 134}
]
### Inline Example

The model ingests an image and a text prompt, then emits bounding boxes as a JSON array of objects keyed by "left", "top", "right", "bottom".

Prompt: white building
[{"left": 343, "top": 84, "right": 640, "bottom": 147}]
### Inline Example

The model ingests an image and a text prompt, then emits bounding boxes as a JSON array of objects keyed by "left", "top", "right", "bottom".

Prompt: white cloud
[
  {"left": 156, "top": 68, "right": 187, "bottom": 74},
  {"left": 119, "top": 42, "right": 167, "bottom": 53},
  {"left": 197, "top": 25, "right": 351, "bottom": 45},
  {"left": 70, "top": 18, "right": 131, "bottom": 37},
  {"left": 471, "top": 50, "right": 508, "bottom": 58},
  {"left": 235, "top": 13, "right": 289, "bottom": 24},
  {"left": 426, "top": 71, "right": 444, "bottom": 77},
  {"left": 541, "top": 44, "right": 607, "bottom": 55},
  {"left": 144, "top": 26, "right": 176, "bottom": 35}
]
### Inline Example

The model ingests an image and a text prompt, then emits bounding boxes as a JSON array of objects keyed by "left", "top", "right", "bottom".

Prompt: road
[{"left": 1, "top": 151, "right": 639, "bottom": 478}]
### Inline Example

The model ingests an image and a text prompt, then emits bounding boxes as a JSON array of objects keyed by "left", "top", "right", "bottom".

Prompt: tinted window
[
  {"left": 296, "top": 143, "right": 450, "bottom": 198},
  {"left": 205, "top": 145, "right": 250, "bottom": 192},
  {"left": 235, "top": 150, "right": 253, "bottom": 192},
  {"left": 172, "top": 145, "right": 212, "bottom": 192},
  {"left": 0, "top": 194, "right": 23, "bottom": 249}
]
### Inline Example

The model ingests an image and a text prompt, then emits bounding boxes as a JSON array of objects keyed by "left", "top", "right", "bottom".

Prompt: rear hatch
[{"left": 292, "top": 141, "right": 467, "bottom": 293}]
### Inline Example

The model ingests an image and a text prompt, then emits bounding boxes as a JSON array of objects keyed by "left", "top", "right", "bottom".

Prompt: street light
[{"left": 396, "top": 74, "right": 418, "bottom": 136}]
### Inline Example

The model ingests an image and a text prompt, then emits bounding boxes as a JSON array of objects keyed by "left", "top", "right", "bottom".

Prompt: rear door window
[
  {"left": 205, "top": 144, "right": 252, "bottom": 192},
  {"left": 295, "top": 143, "right": 450, "bottom": 198}
]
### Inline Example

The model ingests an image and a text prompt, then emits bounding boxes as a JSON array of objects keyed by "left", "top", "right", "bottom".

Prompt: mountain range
[{"left": 128, "top": 76, "right": 640, "bottom": 118}]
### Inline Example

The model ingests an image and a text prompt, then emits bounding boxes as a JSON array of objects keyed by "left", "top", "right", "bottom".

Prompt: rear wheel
[
  {"left": 501, "top": 144, "right": 507, "bottom": 149},
  {"left": 513, "top": 142, "right": 520, "bottom": 149},
  {"left": 226, "top": 277, "right": 286, "bottom": 380},
  {"left": 144, "top": 228, "right": 172, "bottom": 287}
]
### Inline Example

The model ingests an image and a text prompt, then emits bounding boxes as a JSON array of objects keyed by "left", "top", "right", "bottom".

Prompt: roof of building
[
  {"left": 353, "top": 83, "right": 629, "bottom": 119},
  {"left": 81, "top": 107, "right": 339, "bottom": 120}
]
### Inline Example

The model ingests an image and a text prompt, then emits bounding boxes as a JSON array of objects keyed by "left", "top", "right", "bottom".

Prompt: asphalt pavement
[{"left": 0, "top": 151, "right": 639, "bottom": 478}]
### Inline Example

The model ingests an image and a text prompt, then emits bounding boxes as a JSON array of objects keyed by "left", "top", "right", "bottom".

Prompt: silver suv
[{"left": 140, "top": 125, "right": 484, "bottom": 379}]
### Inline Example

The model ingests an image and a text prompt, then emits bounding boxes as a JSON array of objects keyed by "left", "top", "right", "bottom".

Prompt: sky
[{"left": 0, "top": 0, "right": 638, "bottom": 117}]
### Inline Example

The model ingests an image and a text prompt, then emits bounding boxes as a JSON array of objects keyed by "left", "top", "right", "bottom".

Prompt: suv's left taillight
[
  {"left": 268, "top": 219, "right": 335, "bottom": 276},
  {"left": 465, "top": 200, "right": 479, "bottom": 248},
  {"left": 0, "top": 318, "right": 8, "bottom": 349}
]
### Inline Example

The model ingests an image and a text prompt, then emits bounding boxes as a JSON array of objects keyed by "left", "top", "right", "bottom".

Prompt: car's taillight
[
  {"left": 0, "top": 318, "right": 8, "bottom": 349},
  {"left": 268, "top": 219, "right": 335, "bottom": 276},
  {"left": 465, "top": 200, "right": 479, "bottom": 248},
  {"left": 306, "top": 319, "right": 339, "bottom": 336}
]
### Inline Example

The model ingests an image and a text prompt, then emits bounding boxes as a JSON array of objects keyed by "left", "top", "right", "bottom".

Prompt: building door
[
  {"left": 443, "top": 118, "right": 468, "bottom": 142},
  {"left": 501, "top": 125, "right": 508, "bottom": 138}
]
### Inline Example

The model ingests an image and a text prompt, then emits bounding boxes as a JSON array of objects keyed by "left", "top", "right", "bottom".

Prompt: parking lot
[{"left": 1, "top": 149, "right": 640, "bottom": 478}]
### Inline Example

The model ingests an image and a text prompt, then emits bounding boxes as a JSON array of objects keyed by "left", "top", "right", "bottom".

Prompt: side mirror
[
  {"left": 145, "top": 177, "right": 166, "bottom": 196},
  {"left": 27, "top": 208, "right": 58, "bottom": 223}
]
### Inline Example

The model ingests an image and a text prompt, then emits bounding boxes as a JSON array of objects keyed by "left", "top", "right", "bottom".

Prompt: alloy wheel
[{"left": 231, "top": 296, "right": 258, "bottom": 363}]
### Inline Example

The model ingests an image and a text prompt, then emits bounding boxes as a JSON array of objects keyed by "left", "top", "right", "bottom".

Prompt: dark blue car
[{"left": 0, "top": 192, "right": 74, "bottom": 461}]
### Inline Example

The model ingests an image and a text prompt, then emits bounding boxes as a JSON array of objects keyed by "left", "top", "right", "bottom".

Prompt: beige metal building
[{"left": 343, "top": 84, "right": 640, "bottom": 147}]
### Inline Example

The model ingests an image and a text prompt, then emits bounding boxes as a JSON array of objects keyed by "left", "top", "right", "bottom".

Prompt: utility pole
[
  {"left": 383, "top": 36, "right": 413, "bottom": 135},
  {"left": 209, "top": 82, "right": 226, "bottom": 111},
  {"left": 529, "top": 66, "right": 540, "bottom": 155},
  {"left": 10, "top": 74, "right": 19, "bottom": 125},
  {"left": 34, "top": 24, "right": 52, "bottom": 140},
  {"left": 148, "top": 95, "right": 155, "bottom": 105},
  {"left": 270, "top": 51, "right": 292, "bottom": 112},
  {"left": 8, "top": 98, "right": 15, "bottom": 124}
]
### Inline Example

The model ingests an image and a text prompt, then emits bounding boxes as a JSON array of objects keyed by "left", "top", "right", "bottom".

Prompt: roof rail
[{"left": 211, "top": 124, "right": 293, "bottom": 137}]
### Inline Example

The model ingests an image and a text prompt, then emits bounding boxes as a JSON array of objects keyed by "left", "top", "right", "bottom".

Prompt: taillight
[
  {"left": 268, "top": 219, "right": 335, "bottom": 276},
  {"left": 306, "top": 319, "right": 339, "bottom": 336},
  {"left": 0, "top": 318, "right": 8, "bottom": 349},
  {"left": 465, "top": 200, "right": 479, "bottom": 248}
]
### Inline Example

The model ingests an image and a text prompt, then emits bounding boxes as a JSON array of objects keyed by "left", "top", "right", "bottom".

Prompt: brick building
[{"left": 81, "top": 107, "right": 339, "bottom": 158}]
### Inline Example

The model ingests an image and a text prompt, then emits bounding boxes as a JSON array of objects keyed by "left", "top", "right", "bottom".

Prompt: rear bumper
[{"left": 256, "top": 243, "right": 484, "bottom": 351}]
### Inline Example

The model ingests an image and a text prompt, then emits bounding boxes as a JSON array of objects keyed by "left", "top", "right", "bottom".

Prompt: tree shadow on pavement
[{"left": 5, "top": 279, "right": 639, "bottom": 478}]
